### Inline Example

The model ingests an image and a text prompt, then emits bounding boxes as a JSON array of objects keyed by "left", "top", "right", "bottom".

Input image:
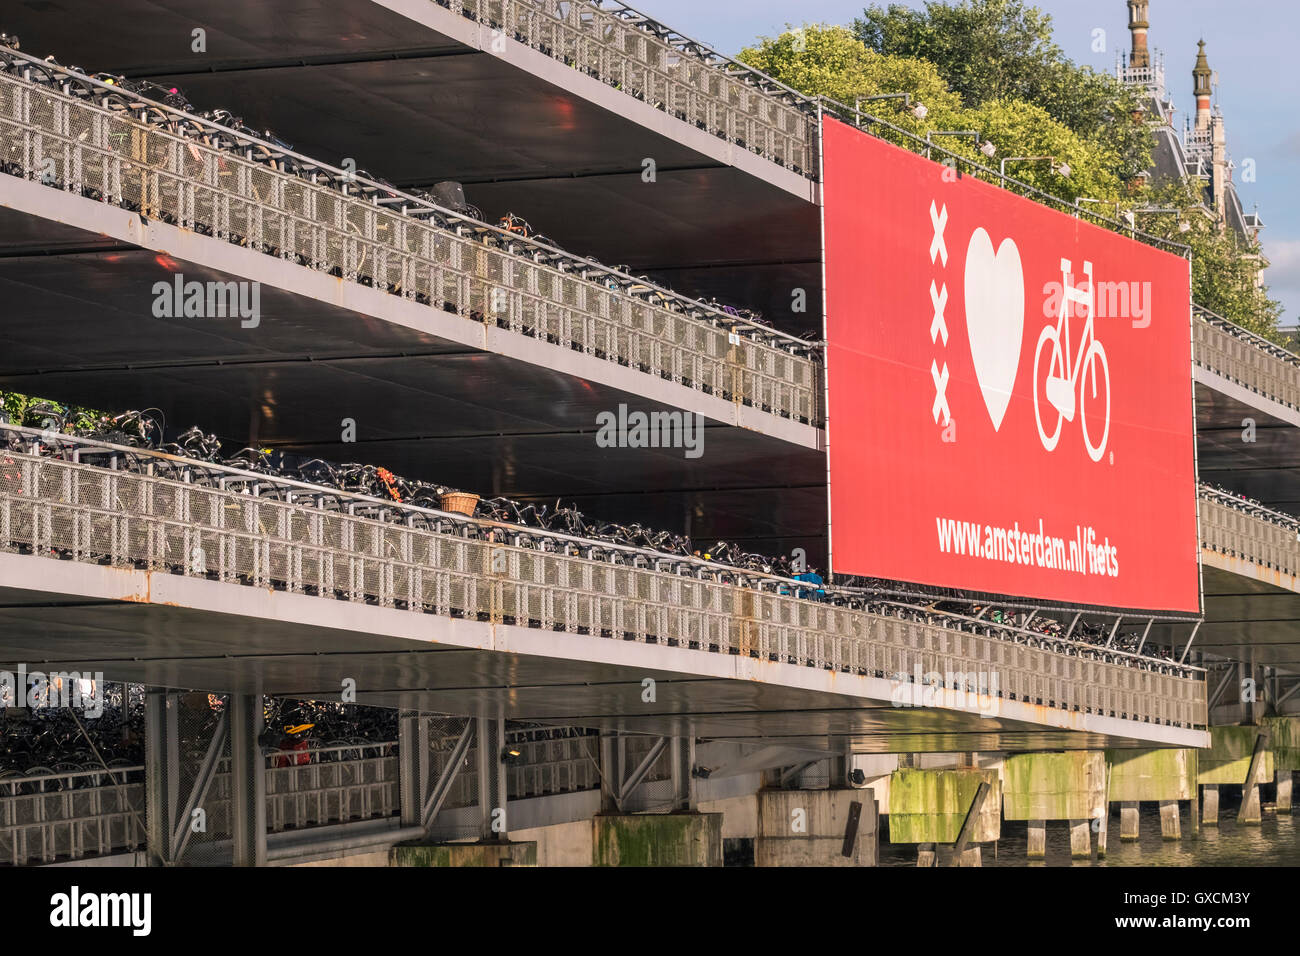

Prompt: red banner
[{"left": 822, "top": 116, "right": 1199, "bottom": 612}]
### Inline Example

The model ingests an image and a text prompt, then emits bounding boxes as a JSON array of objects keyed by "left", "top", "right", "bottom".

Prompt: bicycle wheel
[
  {"left": 1080, "top": 341, "right": 1111, "bottom": 463},
  {"left": 1033, "top": 326, "right": 1065, "bottom": 451}
]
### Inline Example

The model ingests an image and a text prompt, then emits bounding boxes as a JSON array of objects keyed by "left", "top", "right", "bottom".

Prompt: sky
[{"left": 641, "top": 0, "right": 1300, "bottom": 325}]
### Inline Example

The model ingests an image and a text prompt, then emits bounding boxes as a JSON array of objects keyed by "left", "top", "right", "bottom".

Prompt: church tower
[{"left": 1127, "top": 0, "right": 1151, "bottom": 68}]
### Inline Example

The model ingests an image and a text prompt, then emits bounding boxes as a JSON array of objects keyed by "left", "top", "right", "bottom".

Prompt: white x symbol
[
  {"left": 930, "top": 280, "right": 948, "bottom": 345},
  {"left": 931, "top": 360, "right": 951, "bottom": 425},
  {"left": 929, "top": 201, "right": 948, "bottom": 266}
]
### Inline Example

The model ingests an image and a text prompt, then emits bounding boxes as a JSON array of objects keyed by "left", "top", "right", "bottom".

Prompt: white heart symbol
[{"left": 963, "top": 228, "right": 1024, "bottom": 431}]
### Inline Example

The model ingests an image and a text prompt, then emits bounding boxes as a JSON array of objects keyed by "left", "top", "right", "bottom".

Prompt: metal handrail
[
  {"left": 263, "top": 741, "right": 395, "bottom": 761},
  {"left": 1195, "top": 304, "right": 1300, "bottom": 368},
  {"left": 0, "top": 424, "right": 1209, "bottom": 672},
  {"left": 0, "top": 764, "right": 144, "bottom": 786},
  {"left": 0, "top": 44, "right": 812, "bottom": 351},
  {"left": 585, "top": 0, "right": 815, "bottom": 102},
  {"left": 6, "top": 41, "right": 1294, "bottom": 408},
  {"left": 0, "top": 424, "right": 806, "bottom": 587},
  {"left": 0, "top": 434, "right": 1210, "bottom": 698},
  {"left": 447, "top": 0, "right": 814, "bottom": 171},
  {"left": 1199, "top": 485, "right": 1300, "bottom": 535},
  {"left": 871, "top": 599, "right": 1198, "bottom": 670}
]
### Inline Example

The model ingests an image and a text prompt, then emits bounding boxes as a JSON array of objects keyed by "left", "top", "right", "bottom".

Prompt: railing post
[
  {"left": 229, "top": 692, "right": 266, "bottom": 866},
  {"left": 398, "top": 712, "right": 430, "bottom": 830},
  {"left": 599, "top": 731, "right": 624, "bottom": 812},
  {"left": 144, "top": 690, "right": 180, "bottom": 866},
  {"left": 670, "top": 734, "right": 696, "bottom": 811},
  {"left": 476, "top": 715, "right": 506, "bottom": 841}
]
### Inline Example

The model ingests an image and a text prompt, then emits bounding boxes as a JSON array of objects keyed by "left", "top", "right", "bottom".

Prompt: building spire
[
  {"left": 1193, "top": 39, "right": 1212, "bottom": 129},
  {"left": 1127, "top": 0, "right": 1151, "bottom": 68}
]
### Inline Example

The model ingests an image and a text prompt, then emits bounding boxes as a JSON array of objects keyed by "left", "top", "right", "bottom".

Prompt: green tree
[
  {"left": 1131, "top": 181, "right": 1282, "bottom": 338},
  {"left": 853, "top": 0, "right": 1151, "bottom": 181},
  {"left": 740, "top": 24, "right": 965, "bottom": 135},
  {"left": 971, "top": 97, "right": 1120, "bottom": 204},
  {"left": 1, "top": 392, "right": 104, "bottom": 432},
  {"left": 740, "top": 25, "right": 1122, "bottom": 202}
]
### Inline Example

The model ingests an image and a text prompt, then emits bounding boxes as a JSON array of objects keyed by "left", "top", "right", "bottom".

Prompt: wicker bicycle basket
[{"left": 438, "top": 491, "right": 480, "bottom": 516}]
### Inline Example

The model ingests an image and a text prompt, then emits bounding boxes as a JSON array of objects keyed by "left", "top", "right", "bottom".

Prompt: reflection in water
[{"left": 879, "top": 804, "right": 1300, "bottom": 867}]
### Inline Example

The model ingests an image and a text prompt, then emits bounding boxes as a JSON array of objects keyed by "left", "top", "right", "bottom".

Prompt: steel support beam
[
  {"left": 476, "top": 715, "right": 506, "bottom": 840},
  {"left": 1278, "top": 680, "right": 1300, "bottom": 707},
  {"left": 144, "top": 691, "right": 180, "bottom": 867},
  {"left": 398, "top": 712, "right": 430, "bottom": 830},
  {"left": 1135, "top": 618, "right": 1153, "bottom": 655},
  {"left": 229, "top": 692, "right": 266, "bottom": 867},
  {"left": 1207, "top": 666, "right": 1236, "bottom": 710},
  {"left": 670, "top": 736, "right": 696, "bottom": 811},
  {"left": 779, "top": 761, "right": 817, "bottom": 788},
  {"left": 621, "top": 737, "right": 668, "bottom": 801},
  {"left": 172, "top": 711, "right": 228, "bottom": 862},
  {"left": 423, "top": 720, "right": 475, "bottom": 829},
  {"left": 599, "top": 732, "right": 625, "bottom": 812},
  {"left": 1177, "top": 621, "right": 1201, "bottom": 665}
]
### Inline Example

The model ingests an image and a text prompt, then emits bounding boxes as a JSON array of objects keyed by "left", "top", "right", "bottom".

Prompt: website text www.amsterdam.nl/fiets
[{"left": 935, "top": 516, "right": 1119, "bottom": 577}]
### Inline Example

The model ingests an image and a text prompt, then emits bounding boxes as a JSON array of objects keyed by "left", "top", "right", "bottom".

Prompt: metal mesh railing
[
  {"left": 444, "top": 0, "right": 816, "bottom": 174},
  {"left": 0, "top": 765, "right": 144, "bottom": 866},
  {"left": 263, "top": 743, "right": 398, "bottom": 832},
  {"left": 0, "top": 67, "right": 821, "bottom": 425},
  {"left": 5, "top": 54, "right": 1297, "bottom": 428},
  {"left": 169, "top": 697, "right": 231, "bottom": 866},
  {"left": 0, "top": 722, "right": 618, "bottom": 864},
  {"left": 505, "top": 726, "right": 601, "bottom": 799},
  {"left": 1199, "top": 487, "right": 1300, "bottom": 577},
  {"left": 1194, "top": 306, "right": 1300, "bottom": 412},
  {"left": 0, "top": 446, "right": 1205, "bottom": 729}
]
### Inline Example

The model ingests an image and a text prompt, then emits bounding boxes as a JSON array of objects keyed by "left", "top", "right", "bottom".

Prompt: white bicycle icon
[{"left": 1033, "top": 258, "right": 1111, "bottom": 462}]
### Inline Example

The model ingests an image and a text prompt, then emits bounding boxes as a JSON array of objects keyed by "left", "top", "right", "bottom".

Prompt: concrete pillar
[
  {"left": 1238, "top": 732, "right": 1267, "bottom": 826},
  {"left": 144, "top": 691, "right": 180, "bottom": 866},
  {"left": 936, "top": 845, "right": 981, "bottom": 866},
  {"left": 390, "top": 841, "right": 536, "bottom": 867},
  {"left": 398, "top": 712, "right": 429, "bottom": 830},
  {"left": 916, "top": 843, "right": 936, "bottom": 867},
  {"left": 755, "top": 790, "right": 878, "bottom": 866},
  {"left": 1069, "top": 819, "right": 1091, "bottom": 859},
  {"left": 1027, "top": 820, "right": 1046, "bottom": 859},
  {"left": 1120, "top": 801, "right": 1140, "bottom": 841},
  {"left": 1277, "top": 771, "right": 1293, "bottom": 814},
  {"left": 1240, "top": 780, "right": 1262, "bottom": 825},
  {"left": 1096, "top": 806, "right": 1109, "bottom": 858},
  {"left": 229, "top": 693, "right": 266, "bottom": 867},
  {"left": 1159, "top": 799, "right": 1181, "bottom": 840},
  {"left": 592, "top": 813, "right": 723, "bottom": 866},
  {"left": 1201, "top": 785, "right": 1219, "bottom": 826}
]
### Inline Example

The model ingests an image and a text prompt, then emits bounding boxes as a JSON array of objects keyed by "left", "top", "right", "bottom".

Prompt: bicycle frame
[{"left": 1053, "top": 258, "right": 1095, "bottom": 396}]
